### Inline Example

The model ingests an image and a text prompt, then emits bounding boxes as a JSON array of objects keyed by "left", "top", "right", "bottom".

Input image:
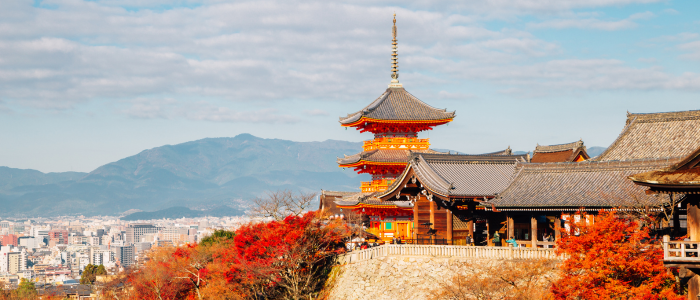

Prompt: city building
[
  {"left": 0, "top": 234, "right": 18, "bottom": 247},
  {"left": 112, "top": 245, "right": 135, "bottom": 268},
  {"left": 48, "top": 229, "right": 69, "bottom": 244},
  {"left": 125, "top": 224, "right": 159, "bottom": 244}
]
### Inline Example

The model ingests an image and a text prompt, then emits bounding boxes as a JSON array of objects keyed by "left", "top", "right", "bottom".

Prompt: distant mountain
[
  {"left": 0, "top": 134, "right": 365, "bottom": 217},
  {"left": 0, "top": 167, "right": 87, "bottom": 191},
  {"left": 121, "top": 205, "right": 244, "bottom": 221},
  {"left": 587, "top": 146, "right": 607, "bottom": 158}
]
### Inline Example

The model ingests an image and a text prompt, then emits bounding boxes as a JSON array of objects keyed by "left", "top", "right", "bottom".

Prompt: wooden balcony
[
  {"left": 360, "top": 179, "right": 395, "bottom": 192},
  {"left": 663, "top": 235, "right": 700, "bottom": 267},
  {"left": 363, "top": 137, "right": 430, "bottom": 151}
]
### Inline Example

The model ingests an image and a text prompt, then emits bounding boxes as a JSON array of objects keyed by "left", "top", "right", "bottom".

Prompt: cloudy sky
[{"left": 1, "top": 0, "right": 699, "bottom": 173}]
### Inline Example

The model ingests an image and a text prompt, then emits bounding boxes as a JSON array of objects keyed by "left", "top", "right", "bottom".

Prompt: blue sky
[{"left": 1, "top": 0, "right": 699, "bottom": 173}]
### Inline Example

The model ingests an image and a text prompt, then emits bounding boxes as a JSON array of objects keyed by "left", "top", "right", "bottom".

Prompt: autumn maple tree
[
  {"left": 114, "top": 211, "right": 348, "bottom": 300},
  {"left": 551, "top": 210, "right": 682, "bottom": 300}
]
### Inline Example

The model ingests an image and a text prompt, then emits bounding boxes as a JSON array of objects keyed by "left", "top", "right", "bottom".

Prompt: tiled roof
[
  {"left": 381, "top": 152, "right": 528, "bottom": 198},
  {"left": 321, "top": 190, "right": 358, "bottom": 197},
  {"left": 339, "top": 87, "right": 455, "bottom": 124},
  {"left": 494, "top": 159, "right": 676, "bottom": 208},
  {"left": 334, "top": 192, "right": 413, "bottom": 208},
  {"left": 531, "top": 140, "right": 589, "bottom": 163},
  {"left": 319, "top": 190, "right": 358, "bottom": 214},
  {"left": 337, "top": 149, "right": 443, "bottom": 165},
  {"left": 596, "top": 110, "right": 700, "bottom": 161},
  {"left": 629, "top": 146, "right": 700, "bottom": 186}
]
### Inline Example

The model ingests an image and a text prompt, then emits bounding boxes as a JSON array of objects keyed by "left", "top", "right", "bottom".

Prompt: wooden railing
[
  {"left": 363, "top": 137, "right": 430, "bottom": 151},
  {"left": 360, "top": 179, "right": 396, "bottom": 193},
  {"left": 663, "top": 235, "right": 700, "bottom": 262},
  {"left": 337, "top": 244, "right": 562, "bottom": 265}
]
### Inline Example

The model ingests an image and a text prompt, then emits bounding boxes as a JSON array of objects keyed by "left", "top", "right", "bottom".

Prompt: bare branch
[{"left": 250, "top": 190, "right": 319, "bottom": 221}]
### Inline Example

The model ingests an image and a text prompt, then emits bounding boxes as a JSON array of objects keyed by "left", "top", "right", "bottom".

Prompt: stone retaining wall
[{"left": 326, "top": 256, "right": 491, "bottom": 300}]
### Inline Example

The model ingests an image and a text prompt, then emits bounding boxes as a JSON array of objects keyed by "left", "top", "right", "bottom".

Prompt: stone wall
[{"left": 326, "top": 256, "right": 491, "bottom": 300}]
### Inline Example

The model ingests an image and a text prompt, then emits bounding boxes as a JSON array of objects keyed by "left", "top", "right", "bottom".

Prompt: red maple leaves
[
  {"left": 551, "top": 211, "right": 682, "bottom": 300},
  {"left": 121, "top": 212, "right": 348, "bottom": 300}
]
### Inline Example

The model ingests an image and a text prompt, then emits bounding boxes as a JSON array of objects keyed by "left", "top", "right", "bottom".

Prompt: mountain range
[
  {"left": 0, "top": 134, "right": 365, "bottom": 217},
  {"left": 0, "top": 134, "right": 607, "bottom": 218}
]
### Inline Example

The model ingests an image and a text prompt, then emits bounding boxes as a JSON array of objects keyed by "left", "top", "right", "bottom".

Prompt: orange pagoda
[{"left": 336, "top": 15, "right": 455, "bottom": 241}]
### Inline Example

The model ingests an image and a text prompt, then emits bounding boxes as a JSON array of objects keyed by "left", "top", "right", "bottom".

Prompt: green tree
[
  {"left": 199, "top": 229, "right": 235, "bottom": 246},
  {"left": 80, "top": 264, "right": 107, "bottom": 284},
  {"left": 16, "top": 278, "right": 37, "bottom": 299}
]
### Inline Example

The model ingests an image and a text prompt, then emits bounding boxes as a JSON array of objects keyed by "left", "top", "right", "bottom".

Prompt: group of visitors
[{"left": 490, "top": 231, "right": 555, "bottom": 248}]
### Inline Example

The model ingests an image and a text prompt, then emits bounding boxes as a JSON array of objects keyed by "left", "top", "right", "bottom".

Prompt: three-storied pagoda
[{"left": 335, "top": 15, "right": 455, "bottom": 241}]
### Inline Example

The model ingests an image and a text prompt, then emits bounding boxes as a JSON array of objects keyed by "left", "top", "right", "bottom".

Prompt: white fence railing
[
  {"left": 663, "top": 235, "right": 700, "bottom": 262},
  {"left": 337, "top": 244, "right": 562, "bottom": 265}
]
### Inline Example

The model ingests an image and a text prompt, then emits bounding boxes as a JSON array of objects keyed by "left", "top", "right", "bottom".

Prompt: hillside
[{"left": 0, "top": 134, "right": 365, "bottom": 217}]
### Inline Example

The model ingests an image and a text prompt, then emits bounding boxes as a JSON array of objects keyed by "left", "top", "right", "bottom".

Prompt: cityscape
[
  {"left": 0, "top": 215, "right": 252, "bottom": 291},
  {"left": 2, "top": 0, "right": 700, "bottom": 299}
]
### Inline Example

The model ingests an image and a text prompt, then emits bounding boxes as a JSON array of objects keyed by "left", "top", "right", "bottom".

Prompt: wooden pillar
[
  {"left": 507, "top": 213, "right": 514, "bottom": 241},
  {"left": 673, "top": 195, "right": 680, "bottom": 235},
  {"left": 531, "top": 215, "right": 538, "bottom": 248},
  {"left": 468, "top": 220, "right": 474, "bottom": 240},
  {"left": 446, "top": 209, "right": 453, "bottom": 244},
  {"left": 485, "top": 218, "right": 491, "bottom": 246},
  {"left": 688, "top": 195, "right": 700, "bottom": 242},
  {"left": 689, "top": 270, "right": 700, "bottom": 300},
  {"left": 554, "top": 216, "right": 561, "bottom": 243},
  {"left": 413, "top": 199, "right": 419, "bottom": 243},
  {"left": 430, "top": 200, "right": 436, "bottom": 243}
]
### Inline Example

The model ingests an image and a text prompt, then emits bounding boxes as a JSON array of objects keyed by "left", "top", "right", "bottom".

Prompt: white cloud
[
  {"left": 179, "top": 104, "right": 301, "bottom": 123},
  {"left": 678, "top": 41, "right": 700, "bottom": 61},
  {"left": 662, "top": 8, "right": 679, "bottom": 14},
  {"left": 303, "top": 109, "right": 329, "bottom": 116},
  {"left": 437, "top": 91, "right": 476, "bottom": 100},
  {"left": 528, "top": 11, "right": 654, "bottom": 30},
  {"left": 123, "top": 98, "right": 177, "bottom": 119},
  {"left": 122, "top": 98, "right": 300, "bottom": 123},
  {"left": 0, "top": 0, "right": 693, "bottom": 115}
]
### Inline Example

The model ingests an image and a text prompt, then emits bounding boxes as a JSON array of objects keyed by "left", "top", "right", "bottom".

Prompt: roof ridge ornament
[{"left": 389, "top": 13, "right": 403, "bottom": 88}]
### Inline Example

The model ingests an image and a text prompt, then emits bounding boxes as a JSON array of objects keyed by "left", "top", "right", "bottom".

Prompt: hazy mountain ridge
[
  {"left": 121, "top": 206, "right": 244, "bottom": 221},
  {"left": 0, "top": 134, "right": 365, "bottom": 217},
  {"left": 0, "top": 167, "right": 87, "bottom": 191},
  {"left": 0, "top": 135, "right": 607, "bottom": 218}
]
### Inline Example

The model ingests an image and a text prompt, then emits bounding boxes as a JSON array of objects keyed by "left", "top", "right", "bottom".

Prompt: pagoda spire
[{"left": 389, "top": 14, "right": 402, "bottom": 88}]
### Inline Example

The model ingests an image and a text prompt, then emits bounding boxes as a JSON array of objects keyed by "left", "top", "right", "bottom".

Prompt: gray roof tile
[
  {"left": 339, "top": 87, "right": 455, "bottom": 124},
  {"left": 596, "top": 110, "right": 700, "bottom": 161},
  {"left": 494, "top": 159, "right": 676, "bottom": 207},
  {"left": 381, "top": 152, "right": 528, "bottom": 198}
]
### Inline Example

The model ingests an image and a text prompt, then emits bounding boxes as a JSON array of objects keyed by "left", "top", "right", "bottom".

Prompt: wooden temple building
[
  {"left": 321, "top": 15, "right": 700, "bottom": 260},
  {"left": 530, "top": 140, "right": 589, "bottom": 163},
  {"left": 630, "top": 145, "right": 700, "bottom": 299},
  {"left": 333, "top": 14, "right": 457, "bottom": 242}
]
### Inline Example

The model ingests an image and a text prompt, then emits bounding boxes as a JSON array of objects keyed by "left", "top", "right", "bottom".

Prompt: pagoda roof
[
  {"left": 380, "top": 151, "right": 528, "bottom": 199},
  {"left": 493, "top": 159, "right": 675, "bottom": 208},
  {"left": 629, "top": 146, "right": 700, "bottom": 192},
  {"left": 530, "top": 140, "right": 589, "bottom": 163},
  {"left": 339, "top": 87, "right": 455, "bottom": 125},
  {"left": 596, "top": 109, "right": 700, "bottom": 162},
  {"left": 337, "top": 149, "right": 443, "bottom": 166}
]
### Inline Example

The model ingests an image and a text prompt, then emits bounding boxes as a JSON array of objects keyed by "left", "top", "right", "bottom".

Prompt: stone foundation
[{"left": 326, "top": 256, "right": 491, "bottom": 300}]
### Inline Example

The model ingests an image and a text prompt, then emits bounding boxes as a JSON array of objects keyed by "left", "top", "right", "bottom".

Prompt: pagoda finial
[{"left": 389, "top": 13, "right": 402, "bottom": 88}]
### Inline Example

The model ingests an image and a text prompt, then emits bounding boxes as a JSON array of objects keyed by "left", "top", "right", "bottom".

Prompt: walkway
[{"left": 338, "top": 244, "right": 562, "bottom": 264}]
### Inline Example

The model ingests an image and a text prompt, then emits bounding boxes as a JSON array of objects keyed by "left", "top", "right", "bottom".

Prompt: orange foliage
[
  {"left": 107, "top": 212, "right": 349, "bottom": 300},
  {"left": 551, "top": 210, "right": 682, "bottom": 300}
]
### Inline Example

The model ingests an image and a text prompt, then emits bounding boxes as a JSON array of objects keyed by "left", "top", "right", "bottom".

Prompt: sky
[{"left": 1, "top": 0, "right": 699, "bottom": 173}]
